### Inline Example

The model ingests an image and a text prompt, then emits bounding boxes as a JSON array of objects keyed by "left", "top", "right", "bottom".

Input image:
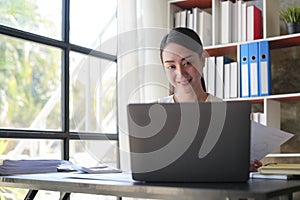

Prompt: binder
[
  {"left": 230, "top": 62, "right": 238, "bottom": 98},
  {"left": 258, "top": 40, "right": 272, "bottom": 96},
  {"left": 215, "top": 56, "right": 232, "bottom": 99},
  {"left": 192, "top": 7, "right": 201, "bottom": 35},
  {"left": 248, "top": 42, "right": 259, "bottom": 97},
  {"left": 207, "top": 56, "right": 216, "bottom": 96},
  {"left": 199, "top": 10, "right": 212, "bottom": 46},
  {"left": 203, "top": 57, "right": 209, "bottom": 91},
  {"left": 187, "top": 10, "right": 193, "bottom": 29},
  {"left": 241, "top": 2, "right": 247, "bottom": 42},
  {"left": 220, "top": 0, "right": 233, "bottom": 44},
  {"left": 240, "top": 43, "right": 249, "bottom": 98},
  {"left": 223, "top": 63, "right": 230, "bottom": 99},
  {"left": 237, "top": 0, "right": 243, "bottom": 42},
  {"left": 247, "top": 5, "right": 262, "bottom": 41}
]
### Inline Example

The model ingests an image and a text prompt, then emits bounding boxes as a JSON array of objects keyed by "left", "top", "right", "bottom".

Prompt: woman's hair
[{"left": 160, "top": 27, "right": 206, "bottom": 92}]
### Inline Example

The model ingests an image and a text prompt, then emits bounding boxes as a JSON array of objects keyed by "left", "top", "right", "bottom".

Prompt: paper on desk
[
  {"left": 251, "top": 121, "right": 294, "bottom": 161},
  {"left": 67, "top": 171, "right": 137, "bottom": 182}
]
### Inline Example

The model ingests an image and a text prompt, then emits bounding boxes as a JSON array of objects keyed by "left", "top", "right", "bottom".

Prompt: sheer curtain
[{"left": 117, "top": 0, "right": 169, "bottom": 170}]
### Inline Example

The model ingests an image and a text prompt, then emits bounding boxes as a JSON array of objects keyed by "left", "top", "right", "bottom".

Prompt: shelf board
[
  {"left": 205, "top": 43, "right": 237, "bottom": 57},
  {"left": 170, "top": 0, "right": 212, "bottom": 9},
  {"left": 267, "top": 93, "right": 300, "bottom": 102},
  {"left": 225, "top": 96, "right": 264, "bottom": 103},
  {"left": 269, "top": 33, "right": 300, "bottom": 49},
  {"left": 205, "top": 34, "right": 300, "bottom": 53},
  {"left": 225, "top": 93, "right": 300, "bottom": 103}
]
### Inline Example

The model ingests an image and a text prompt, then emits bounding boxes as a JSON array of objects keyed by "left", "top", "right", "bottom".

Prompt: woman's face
[{"left": 162, "top": 42, "right": 204, "bottom": 94}]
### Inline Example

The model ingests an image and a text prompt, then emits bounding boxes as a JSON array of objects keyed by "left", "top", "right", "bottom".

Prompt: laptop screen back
[{"left": 127, "top": 102, "right": 251, "bottom": 182}]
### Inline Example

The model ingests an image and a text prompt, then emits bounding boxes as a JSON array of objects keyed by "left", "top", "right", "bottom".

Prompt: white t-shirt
[{"left": 158, "top": 94, "right": 222, "bottom": 103}]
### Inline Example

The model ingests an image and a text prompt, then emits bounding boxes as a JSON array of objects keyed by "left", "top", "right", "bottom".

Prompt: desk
[{"left": 0, "top": 172, "right": 300, "bottom": 200}]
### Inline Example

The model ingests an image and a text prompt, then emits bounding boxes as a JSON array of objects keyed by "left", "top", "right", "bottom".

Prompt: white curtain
[{"left": 117, "top": 0, "right": 169, "bottom": 170}]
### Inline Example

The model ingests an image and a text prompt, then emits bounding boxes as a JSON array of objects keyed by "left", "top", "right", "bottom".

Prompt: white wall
[{"left": 117, "top": 0, "right": 169, "bottom": 170}]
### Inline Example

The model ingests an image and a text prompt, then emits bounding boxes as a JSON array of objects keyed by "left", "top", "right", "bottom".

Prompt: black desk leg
[
  {"left": 24, "top": 190, "right": 38, "bottom": 200},
  {"left": 60, "top": 192, "right": 71, "bottom": 200}
]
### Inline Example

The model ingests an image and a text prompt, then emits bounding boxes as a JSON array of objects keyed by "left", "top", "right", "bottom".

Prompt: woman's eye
[
  {"left": 167, "top": 65, "right": 176, "bottom": 70},
  {"left": 183, "top": 61, "right": 192, "bottom": 67}
]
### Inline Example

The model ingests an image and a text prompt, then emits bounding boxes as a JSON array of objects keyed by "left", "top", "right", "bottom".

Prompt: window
[{"left": 0, "top": 0, "right": 118, "bottom": 199}]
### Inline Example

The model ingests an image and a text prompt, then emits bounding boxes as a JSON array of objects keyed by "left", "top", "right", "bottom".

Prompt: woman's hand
[{"left": 250, "top": 159, "right": 263, "bottom": 172}]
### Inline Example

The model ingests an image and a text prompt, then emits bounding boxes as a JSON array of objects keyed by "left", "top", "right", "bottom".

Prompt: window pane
[
  {"left": 70, "top": 0, "right": 117, "bottom": 55},
  {"left": 0, "top": 138, "right": 62, "bottom": 200},
  {"left": 0, "top": 0, "right": 62, "bottom": 40},
  {"left": 0, "top": 139, "right": 62, "bottom": 159},
  {"left": 70, "top": 140, "right": 118, "bottom": 168},
  {"left": 0, "top": 34, "right": 62, "bottom": 130},
  {"left": 70, "top": 52, "right": 117, "bottom": 134}
]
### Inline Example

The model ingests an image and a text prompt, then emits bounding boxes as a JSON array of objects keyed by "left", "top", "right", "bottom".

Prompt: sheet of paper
[
  {"left": 251, "top": 121, "right": 294, "bottom": 161},
  {"left": 66, "top": 171, "right": 137, "bottom": 182}
]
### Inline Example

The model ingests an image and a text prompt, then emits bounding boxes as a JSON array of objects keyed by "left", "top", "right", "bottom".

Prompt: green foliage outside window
[{"left": 0, "top": 0, "right": 61, "bottom": 129}]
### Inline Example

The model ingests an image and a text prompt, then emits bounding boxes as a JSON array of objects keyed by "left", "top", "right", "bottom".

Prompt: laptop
[{"left": 127, "top": 101, "right": 251, "bottom": 182}]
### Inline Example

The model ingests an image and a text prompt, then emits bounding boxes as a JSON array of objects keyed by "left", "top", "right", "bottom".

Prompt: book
[
  {"left": 241, "top": 1, "right": 247, "bottom": 42},
  {"left": 207, "top": 56, "right": 216, "bottom": 96},
  {"left": 258, "top": 164, "right": 300, "bottom": 175},
  {"left": 250, "top": 172, "right": 300, "bottom": 180},
  {"left": 192, "top": 7, "right": 201, "bottom": 34},
  {"left": 236, "top": 0, "right": 243, "bottom": 42},
  {"left": 199, "top": 10, "right": 212, "bottom": 46},
  {"left": 187, "top": 10, "right": 193, "bottom": 29},
  {"left": 220, "top": 0, "right": 233, "bottom": 44},
  {"left": 180, "top": 9, "right": 187, "bottom": 27},
  {"left": 203, "top": 57, "right": 209, "bottom": 91},
  {"left": 224, "top": 63, "right": 230, "bottom": 99},
  {"left": 247, "top": 5, "right": 262, "bottom": 41},
  {"left": 215, "top": 56, "right": 233, "bottom": 99},
  {"left": 229, "top": 62, "right": 238, "bottom": 98}
]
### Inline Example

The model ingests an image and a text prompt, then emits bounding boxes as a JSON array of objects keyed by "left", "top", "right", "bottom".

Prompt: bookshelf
[{"left": 167, "top": 0, "right": 300, "bottom": 161}]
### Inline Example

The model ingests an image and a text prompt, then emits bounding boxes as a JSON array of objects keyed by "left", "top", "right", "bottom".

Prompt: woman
[
  {"left": 158, "top": 27, "right": 221, "bottom": 103},
  {"left": 158, "top": 27, "right": 262, "bottom": 171}
]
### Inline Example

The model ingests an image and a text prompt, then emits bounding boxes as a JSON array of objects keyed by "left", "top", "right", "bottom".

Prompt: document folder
[
  {"left": 230, "top": 62, "right": 238, "bottom": 98},
  {"left": 258, "top": 40, "right": 272, "bottom": 96},
  {"left": 240, "top": 43, "right": 249, "bottom": 98},
  {"left": 216, "top": 56, "right": 233, "bottom": 99},
  {"left": 248, "top": 42, "right": 259, "bottom": 97}
]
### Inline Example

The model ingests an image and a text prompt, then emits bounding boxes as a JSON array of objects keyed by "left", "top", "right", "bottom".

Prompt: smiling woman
[
  {"left": 157, "top": 27, "right": 263, "bottom": 172},
  {"left": 158, "top": 27, "right": 222, "bottom": 103}
]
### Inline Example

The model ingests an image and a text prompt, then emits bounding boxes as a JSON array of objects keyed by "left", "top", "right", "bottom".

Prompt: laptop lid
[{"left": 127, "top": 101, "right": 251, "bottom": 182}]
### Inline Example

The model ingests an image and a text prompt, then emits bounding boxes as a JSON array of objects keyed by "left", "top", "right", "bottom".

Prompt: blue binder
[
  {"left": 248, "top": 42, "right": 259, "bottom": 97},
  {"left": 240, "top": 43, "right": 250, "bottom": 98},
  {"left": 258, "top": 41, "right": 272, "bottom": 96}
]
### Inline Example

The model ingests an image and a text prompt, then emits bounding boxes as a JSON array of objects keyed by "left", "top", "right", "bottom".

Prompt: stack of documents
[
  {"left": 0, "top": 159, "right": 122, "bottom": 175},
  {"left": 0, "top": 159, "right": 73, "bottom": 175},
  {"left": 250, "top": 164, "right": 300, "bottom": 180},
  {"left": 258, "top": 163, "right": 300, "bottom": 175}
]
